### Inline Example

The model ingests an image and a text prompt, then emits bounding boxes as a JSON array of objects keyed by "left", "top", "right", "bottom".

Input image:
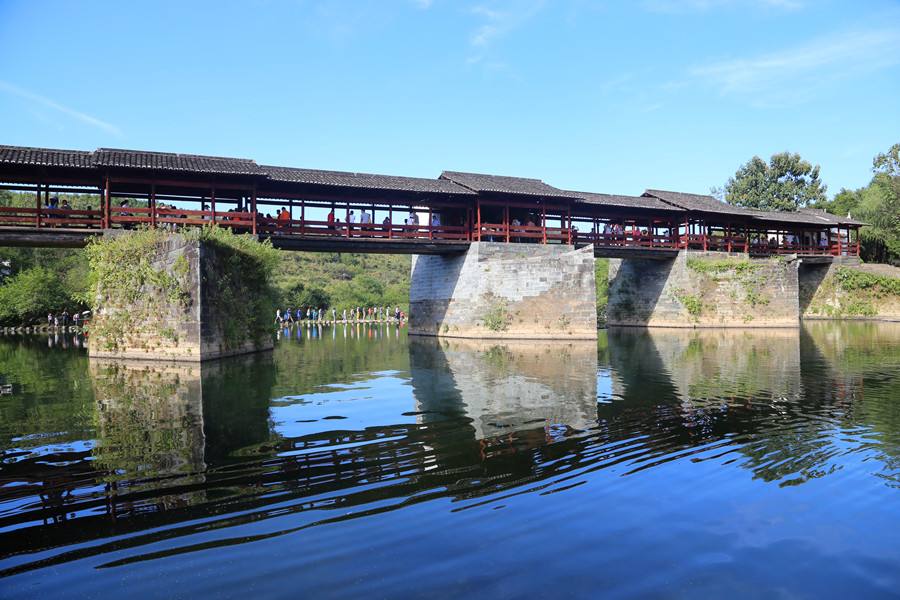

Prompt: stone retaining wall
[
  {"left": 409, "top": 242, "right": 597, "bottom": 339},
  {"left": 800, "top": 258, "right": 900, "bottom": 321},
  {"left": 607, "top": 251, "right": 799, "bottom": 327}
]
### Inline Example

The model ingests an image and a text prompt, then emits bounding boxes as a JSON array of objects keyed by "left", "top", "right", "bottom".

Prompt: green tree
[
  {"left": 716, "top": 152, "right": 827, "bottom": 211},
  {"left": 811, "top": 144, "right": 900, "bottom": 265},
  {"left": 871, "top": 143, "right": 900, "bottom": 235},
  {"left": 0, "top": 267, "right": 72, "bottom": 325},
  {"left": 283, "top": 281, "right": 331, "bottom": 309}
]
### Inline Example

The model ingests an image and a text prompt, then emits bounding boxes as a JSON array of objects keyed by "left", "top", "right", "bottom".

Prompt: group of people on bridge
[{"left": 276, "top": 305, "right": 406, "bottom": 327}]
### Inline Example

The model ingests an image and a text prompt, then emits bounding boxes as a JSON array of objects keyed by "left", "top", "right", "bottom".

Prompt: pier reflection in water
[{"left": 0, "top": 322, "right": 898, "bottom": 597}]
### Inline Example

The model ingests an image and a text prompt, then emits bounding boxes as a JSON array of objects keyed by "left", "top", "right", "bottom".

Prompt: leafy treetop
[{"left": 715, "top": 152, "right": 827, "bottom": 211}]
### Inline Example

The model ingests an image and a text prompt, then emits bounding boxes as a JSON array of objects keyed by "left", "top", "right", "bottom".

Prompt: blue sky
[{"left": 1, "top": 0, "right": 898, "bottom": 197}]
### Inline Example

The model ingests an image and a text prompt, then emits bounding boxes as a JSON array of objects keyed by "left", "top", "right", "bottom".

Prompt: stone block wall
[
  {"left": 409, "top": 242, "right": 597, "bottom": 339},
  {"left": 800, "top": 258, "right": 900, "bottom": 321},
  {"left": 88, "top": 233, "right": 273, "bottom": 361},
  {"left": 607, "top": 251, "right": 799, "bottom": 327}
]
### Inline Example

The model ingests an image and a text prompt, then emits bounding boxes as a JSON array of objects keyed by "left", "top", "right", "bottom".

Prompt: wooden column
[
  {"left": 388, "top": 206, "right": 393, "bottom": 239},
  {"left": 541, "top": 204, "right": 546, "bottom": 244},
  {"left": 566, "top": 205, "right": 572, "bottom": 245},
  {"left": 504, "top": 203, "right": 510, "bottom": 243},
  {"left": 210, "top": 186, "right": 217, "bottom": 224},
  {"left": 476, "top": 199, "right": 481, "bottom": 241},
  {"left": 251, "top": 187, "right": 258, "bottom": 235},
  {"left": 300, "top": 201, "right": 305, "bottom": 234},
  {"left": 150, "top": 184, "right": 157, "bottom": 228},
  {"left": 35, "top": 183, "right": 42, "bottom": 228},
  {"left": 103, "top": 175, "right": 111, "bottom": 229},
  {"left": 345, "top": 203, "right": 350, "bottom": 237}
]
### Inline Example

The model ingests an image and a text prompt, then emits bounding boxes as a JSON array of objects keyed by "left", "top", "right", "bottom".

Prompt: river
[{"left": 1, "top": 323, "right": 899, "bottom": 598}]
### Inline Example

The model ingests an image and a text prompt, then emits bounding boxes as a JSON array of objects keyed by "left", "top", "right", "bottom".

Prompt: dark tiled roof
[
  {"left": 0, "top": 144, "right": 95, "bottom": 169},
  {"left": 570, "top": 190, "right": 685, "bottom": 212},
  {"left": 742, "top": 208, "right": 840, "bottom": 226},
  {"left": 799, "top": 208, "right": 865, "bottom": 227},
  {"left": 441, "top": 171, "right": 576, "bottom": 198},
  {"left": 94, "top": 148, "right": 262, "bottom": 175},
  {"left": 643, "top": 189, "right": 757, "bottom": 217},
  {"left": 264, "top": 165, "right": 475, "bottom": 195}
]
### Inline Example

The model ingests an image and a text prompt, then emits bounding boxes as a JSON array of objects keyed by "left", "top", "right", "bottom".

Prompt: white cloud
[
  {"left": 689, "top": 27, "right": 900, "bottom": 105},
  {"left": 0, "top": 80, "right": 122, "bottom": 136},
  {"left": 467, "top": 0, "right": 546, "bottom": 62},
  {"left": 641, "top": 0, "right": 803, "bottom": 13}
]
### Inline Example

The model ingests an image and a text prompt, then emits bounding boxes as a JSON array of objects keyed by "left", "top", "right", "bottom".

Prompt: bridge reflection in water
[{"left": 1, "top": 323, "right": 898, "bottom": 580}]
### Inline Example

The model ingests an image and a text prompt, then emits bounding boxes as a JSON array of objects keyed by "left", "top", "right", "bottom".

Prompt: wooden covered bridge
[{"left": 0, "top": 144, "right": 861, "bottom": 259}]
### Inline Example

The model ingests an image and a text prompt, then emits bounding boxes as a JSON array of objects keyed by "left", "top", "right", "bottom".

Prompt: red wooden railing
[{"left": 0, "top": 204, "right": 861, "bottom": 256}]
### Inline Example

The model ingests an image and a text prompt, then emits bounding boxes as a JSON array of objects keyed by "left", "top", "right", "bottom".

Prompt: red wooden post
[
  {"left": 345, "top": 204, "right": 350, "bottom": 237},
  {"left": 476, "top": 200, "right": 481, "bottom": 241},
  {"left": 505, "top": 203, "right": 510, "bottom": 243},
  {"left": 428, "top": 208, "right": 433, "bottom": 240},
  {"left": 388, "top": 206, "right": 393, "bottom": 239},
  {"left": 103, "top": 175, "right": 110, "bottom": 229},
  {"left": 300, "top": 201, "right": 305, "bottom": 234},
  {"left": 251, "top": 187, "right": 258, "bottom": 235},
  {"left": 35, "top": 183, "right": 41, "bottom": 228},
  {"left": 209, "top": 186, "right": 216, "bottom": 224},
  {"left": 539, "top": 205, "right": 545, "bottom": 244},
  {"left": 566, "top": 205, "right": 572, "bottom": 245},
  {"left": 150, "top": 184, "right": 157, "bottom": 228}
]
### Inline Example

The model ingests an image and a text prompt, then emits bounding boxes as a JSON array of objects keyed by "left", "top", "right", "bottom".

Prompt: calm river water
[{"left": 1, "top": 323, "right": 899, "bottom": 598}]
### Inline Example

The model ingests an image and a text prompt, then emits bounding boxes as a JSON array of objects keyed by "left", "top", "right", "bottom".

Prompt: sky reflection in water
[{"left": 1, "top": 322, "right": 899, "bottom": 598}]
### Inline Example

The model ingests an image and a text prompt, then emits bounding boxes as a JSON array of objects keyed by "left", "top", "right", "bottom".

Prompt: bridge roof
[
  {"left": 642, "top": 189, "right": 757, "bottom": 218},
  {"left": 440, "top": 171, "right": 578, "bottom": 199},
  {"left": 742, "top": 207, "right": 845, "bottom": 227},
  {"left": 571, "top": 190, "right": 685, "bottom": 213},
  {"left": 0, "top": 145, "right": 95, "bottom": 170},
  {"left": 95, "top": 148, "right": 262, "bottom": 176},
  {"left": 263, "top": 165, "right": 475, "bottom": 196},
  {"left": 798, "top": 208, "right": 866, "bottom": 227}
]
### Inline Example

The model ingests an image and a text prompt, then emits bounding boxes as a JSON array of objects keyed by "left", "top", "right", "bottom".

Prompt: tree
[
  {"left": 283, "top": 281, "right": 331, "bottom": 309},
  {"left": 871, "top": 143, "right": 900, "bottom": 234},
  {"left": 0, "top": 267, "right": 71, "bottom": 325},
  {"left": 812, "top": 187, "right": 862, "bottom": 219},
  {"left": 715, "top": 152, "right": 827, "bottom": 211},
  {"left": 811, "top": 144, "right": 900, "bottom": 265}
]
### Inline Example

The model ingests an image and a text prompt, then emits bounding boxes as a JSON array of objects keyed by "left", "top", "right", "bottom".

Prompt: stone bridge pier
[
  {"left": 88, "top": 232, "right": 274, "bottom": 362},
  {"left": 606, "top": 251, "right": 801, "bottom": 327},
  {"left": 409, "top": 242, "right": 597, "bottom": 339}
]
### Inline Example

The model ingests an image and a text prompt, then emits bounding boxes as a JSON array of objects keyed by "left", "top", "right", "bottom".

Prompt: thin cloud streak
[
  {"left": 687, "top": 27, "right": 900, "bottom": 105},
  {"left": 641, "top": 0, "right": 803, "bottom": 13},
  {"left": 0, "top": 80, "right": 122, "bottom": 137},
  {"left": 467, "top": 0, "right": 546, "bottom": 63}
]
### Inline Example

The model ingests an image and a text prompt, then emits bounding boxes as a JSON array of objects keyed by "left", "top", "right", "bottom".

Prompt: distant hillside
[{"left": 272, "top": 252, "right": 411, "bottom": 313}]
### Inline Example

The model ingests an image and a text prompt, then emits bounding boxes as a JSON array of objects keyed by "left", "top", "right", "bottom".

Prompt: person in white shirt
[
  {"left": 361, "top": 211, "right": 371, "bottom": 224},
  {"left": 348, "top": 211, "right": 357, "bottom": 223},
  {"left": 409, "top": 211, "right": 419, "bottom": 225}
]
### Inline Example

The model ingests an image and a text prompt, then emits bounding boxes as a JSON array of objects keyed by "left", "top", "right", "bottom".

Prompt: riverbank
[{"left": 801, "top": 263, "right": 900, "bottom": 321}]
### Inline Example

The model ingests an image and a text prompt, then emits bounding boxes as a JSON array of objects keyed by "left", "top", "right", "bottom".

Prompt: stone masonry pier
[
  {"left": 88, "top": 232, "right": 274, "bottom": 361},
  {"left": 607, "top": 251, "right": 800, "bottom": 327},
  {"left": 409, "top": 242, "right": 597, "bottom": 339}
]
